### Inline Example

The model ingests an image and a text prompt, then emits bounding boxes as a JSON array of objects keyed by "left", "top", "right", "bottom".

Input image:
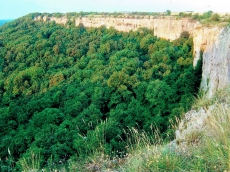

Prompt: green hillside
[{"left": 0, "top": 13, "right": 201, "bottom": 171}]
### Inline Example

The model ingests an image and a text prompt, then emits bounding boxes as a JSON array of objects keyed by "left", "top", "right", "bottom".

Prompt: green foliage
[
  {"left": 123, "top": 87, "right": 230, "bottom": 172},
  {"left": 0, "top": 13, "right": 202, "bottom": 169},
  {"left": 202, "top": 10, "right": 213, "bottom": 19},
  {"left": 140, "top": 34, "right": 156, "bottom": 53},
  {"left": 166, "top": 10, "right": 171, "bottom": 16},
  {"left": 180, "top": 31, "right": 190, "bottom": 39},
  {"left": 210, "top": 13, "right": 220, "bottom": 21},
  {"left": 18, "top": 152, "right": 41, "bottom": 171},
  {"left": 192, "top": 13, "right": 199, "bottom": 20},
  {"left": 179, "top": 12, "right": 192, "bottom": 18},
  {"left": 196, "top": 11, "right": 222, "bottom": 23},
  {"left": 190, "top": 11, "right": 223, "bottom": 23}
]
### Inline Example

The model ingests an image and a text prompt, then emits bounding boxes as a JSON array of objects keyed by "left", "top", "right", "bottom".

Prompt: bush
[
  {"left": 210, "top": 13, "right": 220, "bottom": 21},
  {"left": 180, "top": 31, "right": 190, "bottom": 39}
]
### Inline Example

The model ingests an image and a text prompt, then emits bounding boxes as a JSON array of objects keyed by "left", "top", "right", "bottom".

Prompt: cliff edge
[{"left": 35, "top": 16, "right": 230, "bottom": 97}]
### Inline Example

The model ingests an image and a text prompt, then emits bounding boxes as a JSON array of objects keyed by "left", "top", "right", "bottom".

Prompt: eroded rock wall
[
  {"left": 75, "top": 17, "right": 199, "bottom": 40},
  {"left": 200, "top": 27, "right": 230, "bottom": 97},
  {"left": 34, "top": 16, "right": 67, "bottom": 24}
]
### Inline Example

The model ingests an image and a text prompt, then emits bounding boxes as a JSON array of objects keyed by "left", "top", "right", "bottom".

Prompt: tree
[
  {"left": 146, "top": 80, "right": 175, "bottom": 114},
  {"left": 166, "top": 10, "right": 171, "bottom": 15},
  {"left": 210, "top": 13, "right": 220, "bottom": 21},
  {"left": 180, "top": 31, "right": 190, "bottom": 39},
  {"left": 202, "top": 10, "right": 213, "bottom": 19},
  {"left": 140, "top": 34, "right": 156, "bottom": 53}
]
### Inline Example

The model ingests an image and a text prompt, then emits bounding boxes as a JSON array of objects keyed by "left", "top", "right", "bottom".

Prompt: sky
[{"left": 1, "top": 0, "right": 229, "bottom": 19}]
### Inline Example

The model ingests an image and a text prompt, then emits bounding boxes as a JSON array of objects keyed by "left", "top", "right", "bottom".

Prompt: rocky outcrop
[
  {"left": 75, "top": 17, "right": 200, "bottom": 41},
  {"left": 175, "top": 108, "right": 208, "bottom": 143},
  {"left": 192, "top": 27, "right": 221, "bottom": 66},
  {"left": 34, "top": 15, "right": 230, "bottom": 97},
  {"left": 49, "top": 17, "right": 68, "bottom": 25},
  {"left": 173, "top": 86, "right": 230, "bottom": 152},
  {"left": 168, "top": 107, "right": 208, "bottom": 154},
  {"left": 34, "top": 16, "right": 67, "bottom": 24},
  {"left": 35, "top": 16, "right": 199, "bottom": 41},
  {"left": 199, "top": 27, "right": 230, "bottom": 97}
]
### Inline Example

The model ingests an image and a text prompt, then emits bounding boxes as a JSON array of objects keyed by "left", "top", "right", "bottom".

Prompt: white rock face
[
  {"left": 34, "top": 16, "right": 67, "bottom": 25},
  {"left": 34, "top": 16, "right": 230, "bottom": 97},
  {"left": 200, "top": 27, "right": 230, "bottom": 97},
  {"left": 75, "top": 17, "right": 199, "bottom": 41},
  {"left": 192, "top": 27, "right": 221, "bottom": 67},
  {"left": 175, "top": 108, "right": 208, "bottom": 142},
  {"left": 49, "top": 17, "right": 68, "bottom": 25}
]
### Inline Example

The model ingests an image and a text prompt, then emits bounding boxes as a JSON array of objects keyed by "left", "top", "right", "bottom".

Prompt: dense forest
[{"left": 0, "top": 13, "right": 202, "bottom": 170}]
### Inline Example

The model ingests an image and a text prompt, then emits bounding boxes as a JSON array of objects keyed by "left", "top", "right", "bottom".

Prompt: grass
[
  {"left": 18, "top": 152, "right": 41, "bottom": 172},
  {"left": 122, "top": 87, "right": 230, "bottom": 171},
  {"left": 12, "top": 87, "right": 230, "bottom": 171}
]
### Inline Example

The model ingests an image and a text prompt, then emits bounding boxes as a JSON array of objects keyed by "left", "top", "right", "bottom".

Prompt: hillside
[
  {"left": 120, "top": 87, "right": 230, "bottom": 171},
  {"left": 35, "top": 12, "right": 230, "bottom": 98},
  {"left": 113, "top": 87, "right": 230, "bottom": 171},
  {"left": 0, "top": 13, "right": 202, "bottom": 170}
]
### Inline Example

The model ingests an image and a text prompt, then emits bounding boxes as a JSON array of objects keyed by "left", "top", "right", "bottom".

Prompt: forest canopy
[{"left": 0, "top": 13, "right": 202, "bottom": 170}]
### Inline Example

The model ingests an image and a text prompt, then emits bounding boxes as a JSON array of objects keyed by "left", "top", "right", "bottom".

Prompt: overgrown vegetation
[
  {"left": 31, "top": 10, "right": 230, "bottom": 27},
  {"left": 9, "top": 87, "right": 230, "bottom": 171},
  {"left": 121, "top": 87, "right": 230, "bottom": 171},
  {"left": 31, "top": 11, "right": 162, "bottom": 19},
  {"left": 0, "top": 13, "right": 201, "bottom": 170}
]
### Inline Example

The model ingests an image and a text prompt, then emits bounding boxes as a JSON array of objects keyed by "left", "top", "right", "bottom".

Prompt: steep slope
[
  {"left": 121, "top": 87, "right": 230, "bottom": 172},
  {"left": 0, "top": 15, "right": 200, "bottom": 170},
  {"left": 75, "top": 17, "right": 199, "bottom": 40},
  {"left": 199, "top": 27, "right": 230, "bottom": 97},
  {"left": 35, "top": 15, "right": 230, "bottom": 97},
  {"left": 35, "top": 16, "right": 199, "bottom": 40}
]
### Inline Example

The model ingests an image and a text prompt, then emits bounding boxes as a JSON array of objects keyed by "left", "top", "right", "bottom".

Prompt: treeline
[
  {"left": 179, "top": 10, "right": 230, "bottom": 23},
  {"left": 0, "top": 14, "right": 201, "bottom": 170},
  {"left": 30, "top": 10, "right": 230, "bottom": 24},
  {"left": 32, "top": 11, "right": 162, "bottom": 19}
]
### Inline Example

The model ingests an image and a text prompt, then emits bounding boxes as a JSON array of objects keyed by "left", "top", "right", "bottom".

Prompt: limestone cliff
[
  {"left": 75, "top": 17, "right": 199, "bottom": 40},
  {"left": 35, "top": 16, "right": 199, "bottom": 40},
  {"left": 34, "top": 16, "right": 230, "bottom": 97},
  {"left": 199, "top": 27, "right": 230, "bottom": 97}
]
